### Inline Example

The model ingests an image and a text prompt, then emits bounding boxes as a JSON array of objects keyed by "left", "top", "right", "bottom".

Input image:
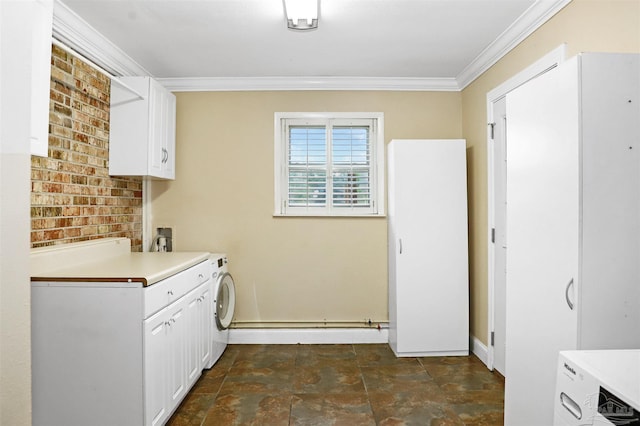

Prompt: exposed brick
[
  {"left": 64, "top": 227, "right": 82, "bottom": 238},
  {"left": 31, "top": 231, "right": 45, "bottom": 243},
  {"left": 44, "top": 229, "right": 65, "bottom": 240},
  {"left": 31, "top": 48, "right": 143, "bottom": 252},
  {"left": 81, "top": 226, "right": 98, "bottom": 236}
]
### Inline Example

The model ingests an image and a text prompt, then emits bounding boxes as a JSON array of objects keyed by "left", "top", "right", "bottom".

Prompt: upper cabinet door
[{"left": 9, "top": 0, "right": 53, "bottom": 157}]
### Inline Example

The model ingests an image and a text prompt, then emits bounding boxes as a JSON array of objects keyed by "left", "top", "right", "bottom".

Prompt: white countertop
[{"left": 30, "top": 238, "right": 210, "bottom": 286}]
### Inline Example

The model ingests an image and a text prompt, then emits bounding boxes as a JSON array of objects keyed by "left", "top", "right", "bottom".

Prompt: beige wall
[
  {"left": 462, "top": 0, "right": 640, "bottom": 344},
  {"left": 150, "top": 91, "right": 462, "bottom": 326}
]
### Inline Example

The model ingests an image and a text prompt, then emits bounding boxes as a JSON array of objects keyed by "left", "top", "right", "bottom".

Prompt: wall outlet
[{"left": 156, "top": 227, "right": 173, "bottom": 252}]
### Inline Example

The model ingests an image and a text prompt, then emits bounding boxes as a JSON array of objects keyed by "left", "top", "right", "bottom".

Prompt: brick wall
[{"left": 30, "top": 45, "right": 143, "bottom": 251}]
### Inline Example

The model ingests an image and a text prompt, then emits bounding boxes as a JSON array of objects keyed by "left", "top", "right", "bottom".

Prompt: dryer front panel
[{"left": 215, "top": 272, "right": 235, "bottom": 330}]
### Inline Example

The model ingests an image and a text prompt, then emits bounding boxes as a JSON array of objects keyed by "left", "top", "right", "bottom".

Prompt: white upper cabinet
[
  {"left": 2, "top": 0, "right": 54, "bottom": 157},
  {"left": 109, "top": 76, "right": 176, "bottom": 179},
  {"left": 31, "top": 1, "right": 54, "bottom": 157}
]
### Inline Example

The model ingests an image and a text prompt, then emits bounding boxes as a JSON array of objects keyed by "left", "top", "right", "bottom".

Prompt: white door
[
  {"left": 504, "top": 58, "right": 580, "bottom": 426},
  {"left": 486, "top": 45, "right": 566, "bottom": 374},
  {"left": 199, "top": 284, "right": 212, "bottom": 368},
  {"left": 144, "top": 309, "right": 169, "bottom": 426},
  {"left": 148, "top": 79, "right": 164, "bottom": 176},
  {"left": 491, "top": 97, "right": 507, "bottom": 376},
  {"left": 167, "top": 301, "right": 187, "bottom": 410},
  {"left": 185, "top": 287, "right": 202, "bottom": 387}
]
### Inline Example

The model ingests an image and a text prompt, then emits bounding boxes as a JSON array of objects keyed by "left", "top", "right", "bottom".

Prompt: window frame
[{"left": 274, "top": 112, "right": 385, "bottom": 217}]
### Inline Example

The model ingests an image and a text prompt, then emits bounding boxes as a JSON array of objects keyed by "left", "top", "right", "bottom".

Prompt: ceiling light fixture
[{"left": 283, "top": 0, "right": 319, "bottom": 31}]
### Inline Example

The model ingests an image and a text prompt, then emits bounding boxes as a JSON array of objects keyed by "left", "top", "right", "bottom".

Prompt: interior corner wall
[
  {"left": 461, "top": 0, "right": 640, "bottom": 346},
  {"left": 150, "top": 90, "right": 462, "bottom": 327},
  {"left": 1, "top": 2, "right": 38, "bottom": 424}
]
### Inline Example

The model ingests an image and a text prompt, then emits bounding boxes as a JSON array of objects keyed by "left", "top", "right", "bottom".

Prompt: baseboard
[
  {"left": 228, "top": 330, "right": 487, "bottom": 362},
  {"left": 470, "top": 335, "right": 489, "bottom": 366},
  {"left": 228, "top": 328, "right": 389, "bottom": 345}
]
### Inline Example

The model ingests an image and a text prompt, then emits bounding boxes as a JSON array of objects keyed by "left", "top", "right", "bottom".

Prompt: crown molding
[
  {"left": 52, "top": 0, "right": 571, "bottom": 91},
  {"left": 456, "top": 0, "right": 572, "bottom": 89},
  {"left": 158, "top": 76, "right": 460, "bottom": 92},
  {"left": 52, "top": 0, "right": 149, "bottom": 77}
]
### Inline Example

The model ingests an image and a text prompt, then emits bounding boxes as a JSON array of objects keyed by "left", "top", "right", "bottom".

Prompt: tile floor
[{"left": 167, "top": 344, "right": 505, "bottom": 425}]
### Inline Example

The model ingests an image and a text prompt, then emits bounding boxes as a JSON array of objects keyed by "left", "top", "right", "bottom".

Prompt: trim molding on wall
[
  {"left": 52, "top": 0, "right": 572, "bottom": 92},
  {"left": 52, "top": 0, "right": 149, "bottom": 77},
  {"left": 470, "top": 335, "right": 489, "bottom": 367},
  {"left": 456, "top": 0, "right": 572, "bottom": 89},
  {"left": 485, "top": 43, "right": 567, "bottom": 373},
  {"left": 229, "top": 328, "right": 389, "bottom": 345},
  {"left": 158, "top": 76, "right": 459, "bottom": 92}
]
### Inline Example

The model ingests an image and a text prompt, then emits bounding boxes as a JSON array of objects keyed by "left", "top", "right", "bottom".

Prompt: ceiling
[{"left": 56, "top": 0, "right": 569, "bottom": 90}]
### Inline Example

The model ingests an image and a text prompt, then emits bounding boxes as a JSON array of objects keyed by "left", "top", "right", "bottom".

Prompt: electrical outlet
[{"left": 156, "top": 227, "right": 173, "bottom": 252}]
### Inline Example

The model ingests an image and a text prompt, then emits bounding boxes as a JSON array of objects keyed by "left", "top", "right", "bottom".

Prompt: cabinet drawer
[
  {"left": 144, "top": 261, "right": 211, "bottom": 318},
  {"left": 187, "top": 261, "right": 211, "bottom": 288},
  {"left": 145, "top": 273, "right": 182, "bottom": 318}
]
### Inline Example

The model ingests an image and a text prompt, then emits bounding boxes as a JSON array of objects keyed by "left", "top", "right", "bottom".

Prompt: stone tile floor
[{"left": 167, "top": 344, "right": 505, "bottom": 425}]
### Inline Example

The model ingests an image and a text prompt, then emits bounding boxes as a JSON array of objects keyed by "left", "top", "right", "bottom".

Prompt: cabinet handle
[
  {"left": 565, "top": 278, "right": 575, "bottom": 310},
  {"left": 198, "top": 273, "right": 204, "bottom": 280},
  {"left": 399, "top": 238, "right": 403, "bottom": 254},
  {"left": 165, "top": 321, "right": 171, "bottom": 327},
  {"left": 168, "top": 290, "right": 174, "bottom": 296},
  {"left": 171, "top": 318, "right": 176, "bottom": 324}
]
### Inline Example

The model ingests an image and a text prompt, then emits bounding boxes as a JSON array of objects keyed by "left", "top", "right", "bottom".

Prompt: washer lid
[{"left": 215, "top": 272, "right": 235, "bottom": 330}]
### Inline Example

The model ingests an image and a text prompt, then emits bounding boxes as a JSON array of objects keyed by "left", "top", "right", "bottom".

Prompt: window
[{"left": 274, "top": 112, "right": 384, "bottom": 216}]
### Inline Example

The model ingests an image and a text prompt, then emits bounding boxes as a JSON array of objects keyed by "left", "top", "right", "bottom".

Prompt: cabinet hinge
[
  {"left": 489, "top": 122, "right": 496, "bottom": 140},
  {"left": 491, "top": 228, "right": 495, "bottom": 243},
  {"left": 490, "top": 331, "right": 495, "bottom": 347}
]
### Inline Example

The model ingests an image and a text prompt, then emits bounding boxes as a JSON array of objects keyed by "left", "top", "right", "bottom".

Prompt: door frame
[{"left": 486, "top": 44, "right": 566, "bottom": 371}]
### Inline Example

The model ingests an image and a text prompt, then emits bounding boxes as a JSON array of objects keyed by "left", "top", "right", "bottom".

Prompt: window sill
[{"left": 273, "top": 213, "right": 387, "bottom": 218}]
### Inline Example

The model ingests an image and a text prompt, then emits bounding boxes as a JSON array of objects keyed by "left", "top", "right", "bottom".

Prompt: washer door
[{"left": 215, "top": 272, "right": 235, "bottom": 330}]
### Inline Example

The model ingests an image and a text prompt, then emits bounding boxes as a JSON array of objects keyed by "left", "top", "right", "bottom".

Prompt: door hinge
[
  {"left": 491, "top": 228, "right": 495, "bottom": 243},
  {"left": 490, "top": 331, "right": 495, "bottom": 346},
  {"left": 488, "top": 122, "right": 496, "bottom": 140}
]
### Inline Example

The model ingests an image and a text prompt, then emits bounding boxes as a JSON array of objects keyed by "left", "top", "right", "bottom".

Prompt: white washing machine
[
  {"left": 207, "top": 254, "right": 235, "bottom": 368},
  {"left": 554, "top": 350, "right": 640, "bottom": 426}
]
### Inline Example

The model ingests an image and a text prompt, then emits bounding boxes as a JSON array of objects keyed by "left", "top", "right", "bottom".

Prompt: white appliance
[
  {"left": 207, "top": 254, "right": 236, "bottom": 367},
  {"left": 554, "top": 350, "right": 640, "bottom": 426},
  {"left": 387, "top": 139, "right": 469, "bottom": 357},
  {"left": 504, "top": 53, "right": 640, "bottom": 425}
]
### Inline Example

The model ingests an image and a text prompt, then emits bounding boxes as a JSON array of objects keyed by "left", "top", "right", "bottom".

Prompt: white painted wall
[{"left": 0, "top": 1, "right": 52, "bottom": 424}]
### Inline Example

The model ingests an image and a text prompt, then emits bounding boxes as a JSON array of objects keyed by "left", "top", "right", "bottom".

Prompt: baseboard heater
[{"left": 228, "top": 323, "right": 390, "bottom": 345}]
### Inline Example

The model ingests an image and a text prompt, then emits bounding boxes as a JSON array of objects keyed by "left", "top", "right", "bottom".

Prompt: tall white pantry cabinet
[
  {"left": 504, "top": 53, "right": 640, "bottom": 425},
  {"left": 387, "top": 139, "right": 469, "bottom": 357}
]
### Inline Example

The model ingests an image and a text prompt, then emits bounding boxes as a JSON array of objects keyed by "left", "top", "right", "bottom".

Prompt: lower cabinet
[
  {"left": 144, "top": 297, "right": 189, "bottom": 426},
  {"left": 143, "top": 274, "right": 212, "bottom": 426},
  {"left": 32, "top": 260, "right": 212, "bottom": 426}
]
